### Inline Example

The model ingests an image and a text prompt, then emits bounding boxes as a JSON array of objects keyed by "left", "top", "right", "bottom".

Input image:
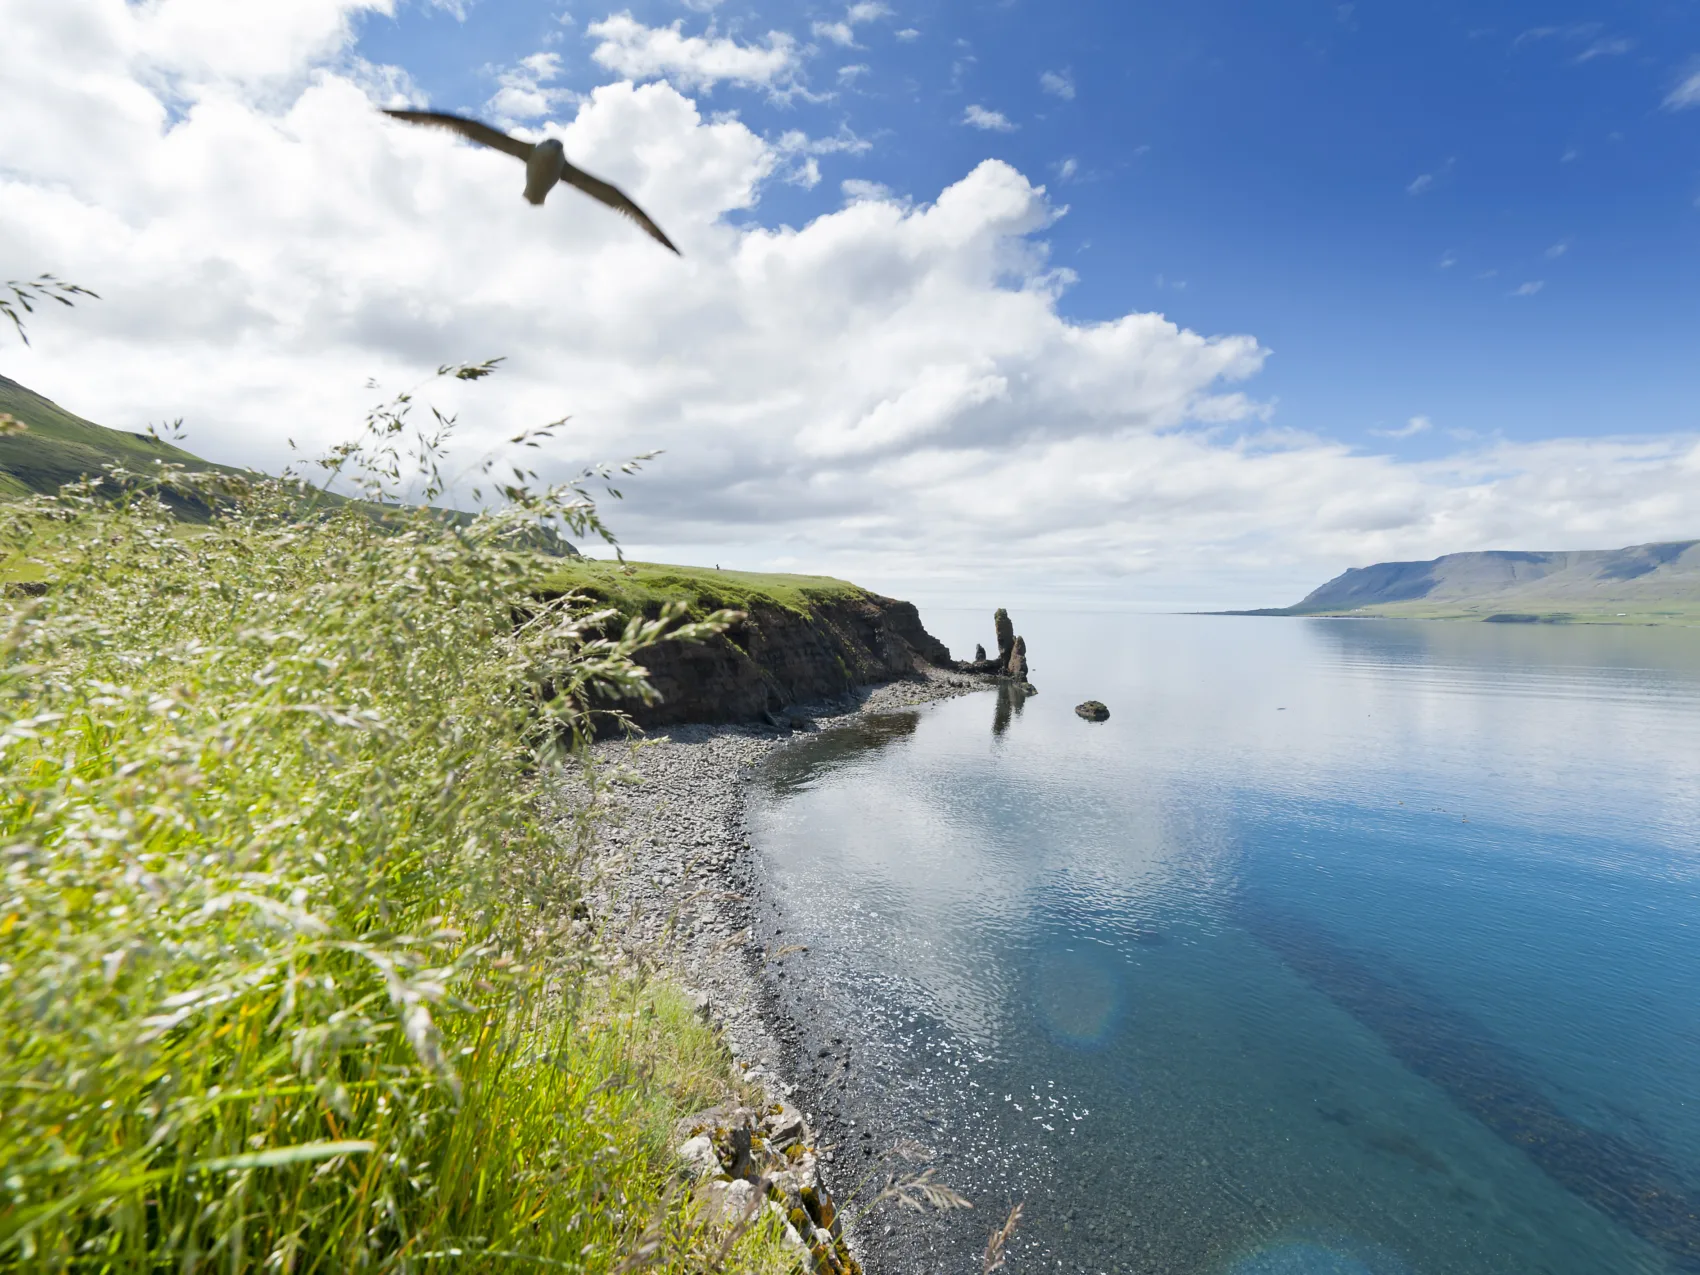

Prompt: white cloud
[
  {"left": 5, "top": 1, "right": 1700, "bottom": 610},
  {"left": 1039, "top": 69, "right": 1075, "bottom": 100},
  {"left": 1056, "top": 157, "right": 1079, "bottom": 182},
  {"left": 841, "top": 178, "right": 895, "bottom": 203},
  {"left": 1561, "top": 146, "right": 1580, "bottom": 162},
  {"left": 812, "top": 4, "right": 890, "bottom": 49},
  {"left": 963, "top": 104, "right": 1015, "bottom": 131},
  {"left": 837, "top": 63, "right": 870, "bottom": 85},
  {"left": 895, "top": 27, "right": 920, "bottom": 41},
  {"left": 1544, "top": 240, "right": 1569, "bottom": 259},
  {"left": 1511, "top": 280, "right": 1545, "bottom": 296},
  {"left": 813, "top": 20, "right": 856, "bottom": 47},
  {"left": 771, "top": 123, "right": 870, "bottom": 184},
  {"left": 1407, "top": 156, "right": 1454, "bottom": 195},
  {"left": 487, "top": 51, "right": 577, "bottom": 121},
  {"left": 1438, "top": 250, "right": 1457, "bottom": 269},
  {"left": 1665, "top": 69, "right": 1700, "bottom": 110},
  {"left": 1371, "top": 415, "right": 1432, "bottom": 439},
  {"left": 1575, "top": 36, "right": 1633, "bottom": 62},
  {"left": 586, "top": 13, "right": 802, "bottom": 94}
]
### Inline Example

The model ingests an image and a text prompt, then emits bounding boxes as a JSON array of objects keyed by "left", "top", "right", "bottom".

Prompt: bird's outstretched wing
[
  {"left": 382, "top": 110, "right": 533, "bottom": 162},
  {"left": 559, "top": 161, "right": 681, "bottom": 255}
]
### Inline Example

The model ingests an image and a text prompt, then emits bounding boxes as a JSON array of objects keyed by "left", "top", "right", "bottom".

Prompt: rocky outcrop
[
  {"left": 675, "top": 1103, "right": 859, "bottom": 1275},
  {"left": 1005, "top": 635, "right": 1027, "bottom": 681},
  {"left": 993, "top": 608, "right": 1015, "bottom": 667},
  {"left": 596, "top": 593, "right": 955, "bottom": 729},
  {"left": 1075, "top": 700, "right": 1110, "bottom": 721}
]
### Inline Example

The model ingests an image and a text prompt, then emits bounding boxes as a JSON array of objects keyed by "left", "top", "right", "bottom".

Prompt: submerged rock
[{"left": 1075, "top": 700, "right": 1110, "bottom": 721}]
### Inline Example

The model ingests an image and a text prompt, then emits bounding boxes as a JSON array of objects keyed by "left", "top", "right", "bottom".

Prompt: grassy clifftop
[{"left": 539, "top": 557, "right": 870, "bottom": 620}]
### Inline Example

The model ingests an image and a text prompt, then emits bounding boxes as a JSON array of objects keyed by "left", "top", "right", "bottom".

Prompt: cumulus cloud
[
  {"left": 4, "top": 0, "right": 1700, "bottom": 611},
  {"left": 963, "top": 104, "right": 1016, "bottom": 131},
  {"left": 1039, "top": 69, "right": 1075, "bottom": 100},
  {"left": 813, "top": 20, "right": 855, "bottom": 47},
  {"left": 487, "top": 51, "right": 577, "bottom": 121},
  {"left": 812, "top": 4, "right": 889, "bottom": 49},
  {"left": 586, "top": 13, "right": 802, "bottom": 94}
]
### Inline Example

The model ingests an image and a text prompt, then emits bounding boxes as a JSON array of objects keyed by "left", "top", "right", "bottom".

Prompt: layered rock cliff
[{"left": 598, "top": 590, "right": 955, "bottom": 729}]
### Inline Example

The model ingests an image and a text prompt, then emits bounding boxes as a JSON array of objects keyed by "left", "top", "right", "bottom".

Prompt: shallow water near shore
[{"left": 746, "top": 614, "right": 1700, "bottom": 1275}]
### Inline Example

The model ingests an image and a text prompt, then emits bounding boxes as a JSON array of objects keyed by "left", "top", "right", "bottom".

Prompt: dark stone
[
  {"left": 1005, "top": 635, "right": 1027, "bottom": 680},
  {"left": 576, "top": 592, "right": 953, "bottom": 729},
  {"left": 1075, "top": 700, "right": 1110, "bottom": 721},
  {"left": 975, "top": 643, "right": 987, "bottom": 662},
  {"left": 993, "top": 608, "right": 1015, "bottom": 666}
]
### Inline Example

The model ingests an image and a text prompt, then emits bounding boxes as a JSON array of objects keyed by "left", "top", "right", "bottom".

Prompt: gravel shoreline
[{"left": 568, "top": 664, "right": 993, "bottom": 1267}]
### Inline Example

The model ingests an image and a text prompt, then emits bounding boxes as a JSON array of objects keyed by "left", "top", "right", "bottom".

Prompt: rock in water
[
  {"left": 975, "top": 643, "right": 987, "bottom": 662},
  {"left": 994, "top": 608, "right": 1015, "bottom": 667},
  {"left": 1075, "top": 700, "right": 1110, "bottom": 721},
  {"left": 1006, "top": 635, "right": 1028, "bottom": 680}
]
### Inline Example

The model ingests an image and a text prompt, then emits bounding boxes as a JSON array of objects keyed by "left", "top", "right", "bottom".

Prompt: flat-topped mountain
[{"left": 1249, "top": 541, "right": 1700, "bottom": 625}]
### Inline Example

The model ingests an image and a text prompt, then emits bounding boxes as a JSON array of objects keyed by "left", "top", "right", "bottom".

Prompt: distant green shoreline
[{"left": 1214, "top": 605, "right": 1700, "bottom": 627}]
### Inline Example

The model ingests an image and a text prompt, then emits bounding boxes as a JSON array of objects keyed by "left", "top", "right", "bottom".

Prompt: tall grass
[{"left": 0, "top": 380, "right": 788, "bottom": 1272}]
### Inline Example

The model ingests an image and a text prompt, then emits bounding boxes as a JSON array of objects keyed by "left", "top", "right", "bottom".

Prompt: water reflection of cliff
[
  {"left": 992, "top": 681, "right": 1030, "bottom": 736},
  {"left": 759, "top": 710, "right": 920, "bottom": 795},
  {"left": 1240, "top": 895, "right": 1700, "bottom": 1272}
]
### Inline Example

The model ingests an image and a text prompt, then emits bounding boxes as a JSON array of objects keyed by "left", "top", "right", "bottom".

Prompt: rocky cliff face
[{"left": 605, "top": 592, "right": 955, "bottom": 729}]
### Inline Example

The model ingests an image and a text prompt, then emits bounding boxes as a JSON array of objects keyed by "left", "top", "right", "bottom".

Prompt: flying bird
[{"left": 382, "top": 109, "right": 680, "bottom": 255}]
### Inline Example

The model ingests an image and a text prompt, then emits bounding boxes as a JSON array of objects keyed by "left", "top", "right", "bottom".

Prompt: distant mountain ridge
[{"left": 1249, "top": 541, "right": 1700, "bottom": 625}]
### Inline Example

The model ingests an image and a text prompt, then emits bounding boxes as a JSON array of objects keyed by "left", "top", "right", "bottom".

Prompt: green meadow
[{"left": 0, "top": 405, "right": 797, "bottom": 1271}]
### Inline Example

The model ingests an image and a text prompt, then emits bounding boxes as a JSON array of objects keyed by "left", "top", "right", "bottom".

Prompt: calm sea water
[{"left": 746, "top": 614, "right": 1700, "bottom": 1275}]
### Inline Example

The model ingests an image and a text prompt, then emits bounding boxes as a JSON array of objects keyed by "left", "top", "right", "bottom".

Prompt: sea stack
[
  {"left": 994, "top": 608, "right": 1015, "bottom": 668},
  {"left": 1006, "top": 635, "right": 1028, "bottom": 681}
]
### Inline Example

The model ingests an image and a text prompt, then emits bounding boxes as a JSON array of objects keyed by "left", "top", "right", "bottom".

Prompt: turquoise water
[{"left": 747, "top": 615, "right": 1700, "bottom": 1275}]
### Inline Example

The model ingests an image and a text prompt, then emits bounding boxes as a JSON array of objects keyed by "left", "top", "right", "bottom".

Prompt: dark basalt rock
[
  {"left": 993, "top": 608, "right": 1015, "bottom": 667},
  {"left": 1075, "top": 700, "right": 1110, "bottom": 721},
  {"left": 585, "top": 593, "right": 954, "bottom": 729},
  {"left": 1005, "top": 634, "right": 1028, "bottom": 681}
]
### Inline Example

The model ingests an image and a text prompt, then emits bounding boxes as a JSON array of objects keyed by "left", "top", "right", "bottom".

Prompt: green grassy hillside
[
  {"left": 1249, "top": 542, "right": 1700, "bottom": 626},
  {"left": 539, "top": 557, "right": 870, "bottom": 620},
  {"left": 0, "top": 374, "right": 234, "bottom": 506},
  {"left": 0, "top": 374, "right": 576, "bottom": 561}
]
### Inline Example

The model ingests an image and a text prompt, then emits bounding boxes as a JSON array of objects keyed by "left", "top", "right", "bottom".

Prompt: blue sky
[
  {"left": 4, "top": 0, "right": 1699, "bottom": 607},
  {"left": 355, "top": 0, "right": 1700, "bottom": 453}
]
